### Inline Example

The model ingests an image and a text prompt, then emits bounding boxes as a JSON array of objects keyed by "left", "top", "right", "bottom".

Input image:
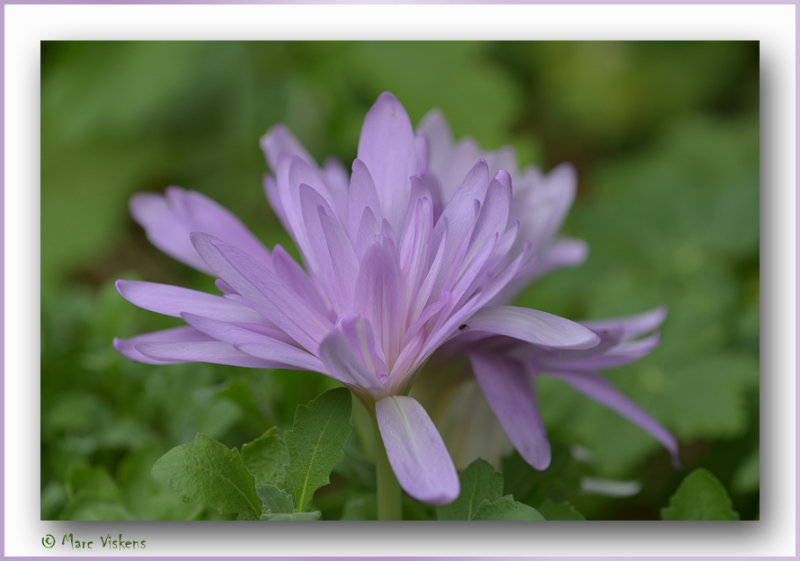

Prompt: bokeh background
[{"left": 41, "top": 41, "right": 759, "bottom": 520}]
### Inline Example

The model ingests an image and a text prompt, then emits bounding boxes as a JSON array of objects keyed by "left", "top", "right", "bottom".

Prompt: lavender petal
[
  {"left": 376, "top": 395, "right": 459, "bottom": 504},
  {"left": 468, "top": 305, "right": 600, "bottom": 350},
  {"left": 469, "top": 352, "right": 551, "bottom": 470}
]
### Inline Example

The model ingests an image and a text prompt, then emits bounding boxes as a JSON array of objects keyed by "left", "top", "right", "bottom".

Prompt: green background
[{"left": 41, "top": 41, "right": 759, "bottom": 520}]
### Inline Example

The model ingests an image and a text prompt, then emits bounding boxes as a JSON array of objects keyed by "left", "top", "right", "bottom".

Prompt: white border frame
[{"left": 4, "top": 3, "right": 796, "bottom": 559}]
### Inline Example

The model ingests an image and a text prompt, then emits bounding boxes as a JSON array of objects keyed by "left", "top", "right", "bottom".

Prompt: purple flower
[
  {"left": 115, "top": 92, "right": 601, "bottom": 504},
  {"left": 413, "top": 115, "right": 678, "bottom": 471},
  {"left": 463, "top": 307, "right": 678, "bottom": 470}
]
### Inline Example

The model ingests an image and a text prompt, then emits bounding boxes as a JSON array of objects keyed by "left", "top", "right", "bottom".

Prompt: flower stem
[{"left": 374, "top": 417, "right": 402, "bottom": 521}]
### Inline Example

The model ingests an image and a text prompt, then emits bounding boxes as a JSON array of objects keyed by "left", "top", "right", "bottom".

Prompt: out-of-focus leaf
[
  {"left": 661, "top": 468, "right": 739, "bottom": 520},
  {"left": 67, "top": 465, "right": 121, "bottom": 503},
  {"left": 341, "top": 493, "right": 377, "bottom": 520},
  {"left": 731, "top": 450, "right": 759, "bottom": 495},
  {"left": 60, "top": 465, "right": 133, "bottom": 520}
]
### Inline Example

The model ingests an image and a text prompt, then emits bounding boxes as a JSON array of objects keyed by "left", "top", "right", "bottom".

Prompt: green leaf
[
  {"left": 60, "top": 466, "right": 133, "bottom": 520},
  {"left": 67, "top": 465, "right": 122, "bottom": 503},
  {"left": 262, "top": 511, "right": 321, "bottom": 521},
  {"left": 241, "top": 427, "right": 290, "bottom": 490},
  {"left": 661, "top": 468, "right": 739, "bottom": 520},
  {"left": 285, "top": 387, "right": 353, "bottom": 512},
  {"left": 537, "top": 499, "right": 586, "bottom": 520},
  {"left": 473, "top": 495, "right": 545, "bottom": 521},
  {"left": 437, "top": 459, "right": 504, "bottom": 520},
  {"left": 151, "top": 434, "right": 261, "bottom": 520},
  {"left": 257, "top": 485, "right": 294, "bottom": 514},
  {"left": 62, "top": 499, "right": 133, "bottom": 521}
]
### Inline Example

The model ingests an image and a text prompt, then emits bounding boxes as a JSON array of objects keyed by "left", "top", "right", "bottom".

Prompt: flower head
[
  {"left": 115, "top": 92, "right": 600, "bottom": 504},
  {"left": 412, "top": 113, "right": 678, "bottom": 471}
]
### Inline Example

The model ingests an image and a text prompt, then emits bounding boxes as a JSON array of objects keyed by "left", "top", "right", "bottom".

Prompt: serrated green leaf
[
  {"left": 257, "top": 485, "right": 294, "bottom": 514},
  {"left": 473, "top": 495, "right": 545, "bottom": 521},
  {"left": 241, "top": 427, "right": 290, "bottom": 490},
  {"left": 537, "top": 499, "right": 586, "bottom": 520},
  {"left": 151, "top": 434, "right": 261, "bottom": 519},
  {"left": 437, "top": 459, "right": 504, "bottom": 520},
  {"left": 661, "top": 468, "right": 739, "bottom": 520},
  {"left": 285, "top": 388, "right": 352, "bottom": 512}
]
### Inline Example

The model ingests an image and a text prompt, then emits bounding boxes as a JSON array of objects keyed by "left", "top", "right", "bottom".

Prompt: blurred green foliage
[{"left": 41, "top": 41, "right": 758, "bottom": 520}]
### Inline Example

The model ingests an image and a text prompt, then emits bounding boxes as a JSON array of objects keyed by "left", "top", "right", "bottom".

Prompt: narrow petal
[
  {"left": 582, "top": 307, "right": 668, "bottom": 341},
  {"left": 347, "top": 159, "right": 383, "bottom": 239},
  {"left": 354, "top": 238, "right": 405, "bottom": 365},
  {"left": 357, "top": 92, "right": 416, "bottom": 234},
  {"left": 115, "top": 280, "right": 265, "bottom": 324},
  {"left": 113, "top": 326, "right": 213, "bottom": 365},
  {"left": 318, "top": 205, "right": 360, "bottom": 312},
  {"left": 549, "top": 371, "right": 679, "bottom": 465},
  {"left": 317, "top": 318, "right": 388, "bottom": 395},
  {"left": 431, "top": 160, "right": 489, "bottom": 294},
  {"left": 517, "top": 163, "right": 577, "bottom": 256},
  {"left": 398, "top": 193, "right": 434, "bottom": 307},
  {"left": 137, "top": 340, "right": 274, "bottom": 368},
  {"left": 321, "top": 156, "right": 350, "bottom": 216},
  {"left": 260, "top": 124, "right": 315, "bottom": 172},
  {"left": 181, "top": 313, "right": 323, "bottom": 372},
  {"left": 191, "top": 233, "right": 332, "bottom": 351},
  {"left": 129, "top": 192, "right": 211, "bottom": 273},
  {"left": 459, "top": 172, "right": 511, "bottom": 271},
  {"left": 117, "top": 326, "right": 276, "bottom": 368},
  {"left": 417, "top": 109, "right": 452, "bottom": 175},
  {"left": 468, "top": 306, "right": 600, "bottom": 350},
  {"left": 537, "top": 333, "right": 662, "bottom": 371},
  {"left": 526, "top": 237, "right": 589, "bottom": 281},
  {"left": 376, "top": 396, "right": 459, "bottom": 504},
  {"left": 271, "top": 245, "right": 332, "bottom": 319},
  {"left": 469, "top": 353, "right": 551, "bottom": 470},
  {"left": 130, "top": 187, "right": 271, "bottom": 274}
]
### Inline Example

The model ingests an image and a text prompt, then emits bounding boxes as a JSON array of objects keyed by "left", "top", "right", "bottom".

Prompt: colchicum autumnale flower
[
  {"left": 115, "top": 92, "right": 673, "bottom": 507},
  {"left": 413, "top": 111, "right": 678, "bottom": 470}
]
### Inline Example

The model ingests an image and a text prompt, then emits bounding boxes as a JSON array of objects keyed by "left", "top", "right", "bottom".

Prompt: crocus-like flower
[
  {"left": 412, "top": 114, "right": 678, "bottom": 471},
  {"left": 115, "top": 92, "right": 602, "bottom": 504},
  {"left": 449, "top": 307, "right": 678, "bottom": 470}
]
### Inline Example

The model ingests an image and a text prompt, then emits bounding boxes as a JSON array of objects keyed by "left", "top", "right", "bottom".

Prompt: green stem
[{"left": 374, "top": 416, "right": 402, "bottom": 521}]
